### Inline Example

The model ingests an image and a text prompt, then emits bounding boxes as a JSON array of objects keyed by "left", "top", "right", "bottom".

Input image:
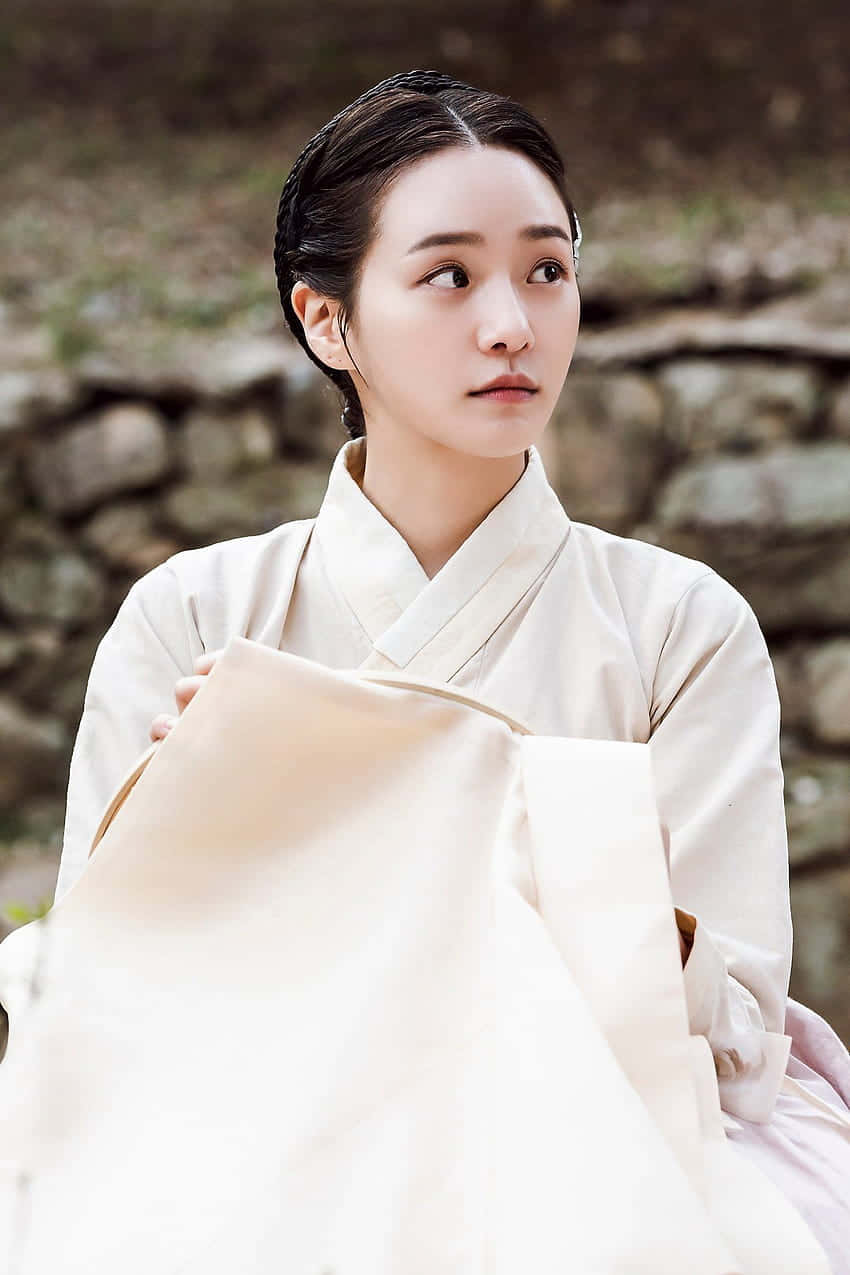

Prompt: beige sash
[{"left": 0, "top": 636, "right": 831, "bottom": 1274}]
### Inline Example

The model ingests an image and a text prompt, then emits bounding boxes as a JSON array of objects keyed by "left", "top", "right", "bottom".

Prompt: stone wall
[{"left": 1, "top": 275, "right": 848, "bottom": 1044}]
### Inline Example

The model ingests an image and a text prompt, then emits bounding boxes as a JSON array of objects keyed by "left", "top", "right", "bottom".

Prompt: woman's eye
[
  {"left": 425, "top": 264, "right": 470, "bottom": 289},
  {"left": 424, "top": 260, "right": 568, "bottom": 289},
  {"left": 529, "top": 259, "right": 569, "bottom": 284}
]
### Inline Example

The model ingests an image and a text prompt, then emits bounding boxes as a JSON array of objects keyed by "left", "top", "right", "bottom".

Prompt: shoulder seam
[
  {"left": 162, "top": 517, "right": 317, "bottom": 576},
  {"left": 649, "top": 569, "right": 717, "bottom": 720},
  {"left": 670, "top": 568, "right": 718, "bottom": 615}
]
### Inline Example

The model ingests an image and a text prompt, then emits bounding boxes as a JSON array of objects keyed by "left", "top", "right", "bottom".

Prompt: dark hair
[{"left": 274, "top": 69, "right": 582, "bottom": 442}]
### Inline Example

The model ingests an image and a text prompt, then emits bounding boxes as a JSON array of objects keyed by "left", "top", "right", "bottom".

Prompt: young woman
[{"left": 54, "top": 70, "right": 850, "bottom": 1270}]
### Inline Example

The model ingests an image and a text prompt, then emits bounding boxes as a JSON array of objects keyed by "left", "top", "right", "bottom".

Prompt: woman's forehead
[{"left": 375, "top": 148, "right": 568, "bottom": 250}]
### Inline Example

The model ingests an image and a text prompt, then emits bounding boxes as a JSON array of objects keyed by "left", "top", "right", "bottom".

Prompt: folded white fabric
[{"left": 0, "top": 638, "right": 832, "bottom": 1274}]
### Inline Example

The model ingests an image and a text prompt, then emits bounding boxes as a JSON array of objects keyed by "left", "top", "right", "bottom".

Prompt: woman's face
[{"left": 297, "top": 143, "right": 581, "bottom": 461}]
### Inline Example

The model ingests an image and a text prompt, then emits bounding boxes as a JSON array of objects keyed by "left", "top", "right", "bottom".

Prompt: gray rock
[
  {"left": 627, "top": 532, "right": 850, "bottom": 634},
  {"left": 0, "top": 323, "right": 54, "bottom": 372},
  {"left": 709, "top": 212, "right": 849, "bottom": 302},
  {"left": 0, "top": 457, "right": 25, "bottom": 529},
  {"left": 76, "top": 328, "right": 305, "bottom": 405},
  {"left": 827, "top": 377, "right": 850, "bottom": 439},
  {"left": 191, "top": 334, "right": 296, "bottom": 400},
  {"left": 548, "top": 370, "right": 665, "bottom": 533},
  {"left": 80, "top": 500, "right": 180, "bottom": 574},
  {"left": 0, "top": 627, "right": 63, "bottom": 701},
  {"left": 75, "top": 331, "right": 302, "bottom": 400},
  {"left": 654, "top": 455, "right": 772, "bottom": 532},
  {"left": 177, "top": 403, "right": 277, "bottom": 480},
  {"left": 0, "top": 843, "right": 59, "bottom": 943},
  {"left": 74, "top": 325, "right": 214, "bottom": 398},
  {"left": 74, "top": 350, "right": 168, "bottom": 397},
  {"left": 658, "top": 359, "right": 821, "bottom": 454},
  {"left": 573, "top": 277, "right": 850, "bottom": 369},
  {"left": 577, "top": 238, "right": 710, "bottom": 310},
  {"left": 655, "top": 442, "right": 850, "bottom": 537},
  {"left": 25, "top": 402, "right": 172, "bottom": 516},
  {"left": 788, "top": 865, "right": 850, "bottom": 1049},
  {"left": 0, "top": 367, "right": 80, "bottom": 437},
  {"left": 784, "top": 754, "right": 850, "bottom": 868},
  {"left": 804, "top": 639, "right": 850, "bottom": 745},
  {"left": 0, "top": 628, "right": 23, "bottom": 674},
  {"left": 0, "top": 517, "right": 106, "bottom": 627},
  {"left": 771, "top": 643, "right": 811, "bottom": 733},
  {"left": 733, "top": 542, "right": 850, "bottom": 633},
  {"left": 0, "top": 695, "right": 68, "bottom": 806},
  {"left": 9, "top": 628, "right": 102, "bottom": 724},
  {"left": 277, "top": 362, "right": 349, "bottom": 462},
  {"left": 162, "top": 459, "right": 330, "bottom": 541},
  {"left": 577, "top": 203, "right": 850, "bottom": 313},
  {"left": 790, "top": 270, "right": 850, "bottom": 330}
]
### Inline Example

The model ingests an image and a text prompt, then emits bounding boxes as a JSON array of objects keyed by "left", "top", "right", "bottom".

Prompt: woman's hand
[
  {"left": 662, "top": 820, "right": 691, "bottom": 967},
  {"left": 149, "top": 649, "right": 225, "bottom": 741},
  {"left": 679, "top": 929, "right": 690, "bottom": 966}
]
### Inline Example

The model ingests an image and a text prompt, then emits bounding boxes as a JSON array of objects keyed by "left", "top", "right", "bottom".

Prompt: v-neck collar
[{"left": 312, "top": 436, "right": 571, "bottom": 680}]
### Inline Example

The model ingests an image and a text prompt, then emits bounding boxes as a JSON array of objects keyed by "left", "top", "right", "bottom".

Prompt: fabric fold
[{"left": 0, "top": 640, "right": 833, "bottom": 1274}]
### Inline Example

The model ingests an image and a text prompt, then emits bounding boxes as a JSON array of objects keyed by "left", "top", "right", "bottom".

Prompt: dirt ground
[
  {"left": 3, "top": 0, "right": 849, "bottom": 191},
  {"left": 2, "top": 0, "right": 848, "bottom": 347}
]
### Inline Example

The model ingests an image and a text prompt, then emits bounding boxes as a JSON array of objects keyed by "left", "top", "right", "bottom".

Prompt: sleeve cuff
[{"left": 674, "top": 908, "right": 791, "bottom": 1123}]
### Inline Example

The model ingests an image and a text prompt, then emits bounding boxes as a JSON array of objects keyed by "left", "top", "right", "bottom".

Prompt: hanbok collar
[{"left": 312, "top": 436, "right": 571, "bottom": 681}]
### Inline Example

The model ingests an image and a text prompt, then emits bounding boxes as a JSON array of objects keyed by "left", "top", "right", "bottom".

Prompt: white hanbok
[{"left": 53, "top": 436, "right": 850, "bottom": 1272}]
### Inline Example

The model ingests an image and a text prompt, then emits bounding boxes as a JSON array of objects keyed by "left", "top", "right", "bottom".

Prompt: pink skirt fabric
[{"left": 724, "top": 998, "right": 850, "bottom": 1275}]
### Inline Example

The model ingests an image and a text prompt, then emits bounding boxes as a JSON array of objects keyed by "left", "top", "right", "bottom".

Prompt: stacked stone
[{"left": 0, "top": 269, "right": 848, "bottom": 1042}]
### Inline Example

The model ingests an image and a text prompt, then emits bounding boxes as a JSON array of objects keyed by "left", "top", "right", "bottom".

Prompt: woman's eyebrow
[{"left": 405, "top": 224, "right": 571, "bottom": 254}]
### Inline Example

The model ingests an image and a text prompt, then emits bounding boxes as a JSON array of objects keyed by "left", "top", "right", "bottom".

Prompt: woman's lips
[{"left": 470, "top": 388, "right": 537, "bottom": 402}]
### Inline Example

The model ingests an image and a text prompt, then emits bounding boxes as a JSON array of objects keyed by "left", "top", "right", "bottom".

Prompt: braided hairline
[
  {"left": 273, "top": 73, "right": 476, "bottom": 438},
  {"left": 274, "top": 69, "right": 581, "bottom": 287},
  {"left": 274, "top": 72, "right": 466, "bottom": 290}
]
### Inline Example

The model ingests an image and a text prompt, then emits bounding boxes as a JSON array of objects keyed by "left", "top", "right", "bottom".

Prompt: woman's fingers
[
  {"left": 150, "top": 650, "right": 226, "bottom": 741},
  {"left": 174, "top": 674, "right": 208, "bottom": 712},
  {"left": 174, "top": 648, "right": 225, "bottom": 708},
  {"left": 149, "top": 712, "right": 177, "bottom": 742},
  {"left": 193, "top": 648, "right": 226, "bottom": 674}
]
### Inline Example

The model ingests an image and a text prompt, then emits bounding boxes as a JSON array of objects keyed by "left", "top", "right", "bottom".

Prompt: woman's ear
[{"left": 290, "top": 281, "right": 348, "bottom": 370}]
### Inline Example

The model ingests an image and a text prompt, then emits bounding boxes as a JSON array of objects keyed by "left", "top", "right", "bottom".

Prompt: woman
[{"left": 54, "top": 70, "right": 850, "bottom": 1270}]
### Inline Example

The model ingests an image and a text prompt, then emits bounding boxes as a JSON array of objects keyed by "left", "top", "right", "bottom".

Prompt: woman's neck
[{"left": 355, "top": 433, "right": 529, "bottom": 579}]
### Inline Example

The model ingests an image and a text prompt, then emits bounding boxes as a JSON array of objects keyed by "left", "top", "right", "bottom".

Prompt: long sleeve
[
  {"left": 648, "top": 568, "right": 793, "bottom": 1123},
  {"left": 53, "top": 561, "right": 203, "bottom": 905}
]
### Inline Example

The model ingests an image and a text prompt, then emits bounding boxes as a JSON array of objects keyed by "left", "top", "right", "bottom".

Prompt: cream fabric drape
[
  {"left": 46, "top": 435, "right": 850, "bottom": 1267},
  {"left": 51, "top": 438, "right": 799, "bottom": 1109},
  {"left": 0, "top": 640, "right": 834, "bottom": 1273}
]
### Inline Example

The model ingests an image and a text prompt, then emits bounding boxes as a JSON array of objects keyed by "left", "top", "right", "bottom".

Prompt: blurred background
[{"left": 0, "top": 0, "right": 848, "bottom": 1042}]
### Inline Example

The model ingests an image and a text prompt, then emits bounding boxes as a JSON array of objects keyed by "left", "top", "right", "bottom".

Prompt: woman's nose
[{"left": 478, "top": 283, "right": 534, "bottom": 350}]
